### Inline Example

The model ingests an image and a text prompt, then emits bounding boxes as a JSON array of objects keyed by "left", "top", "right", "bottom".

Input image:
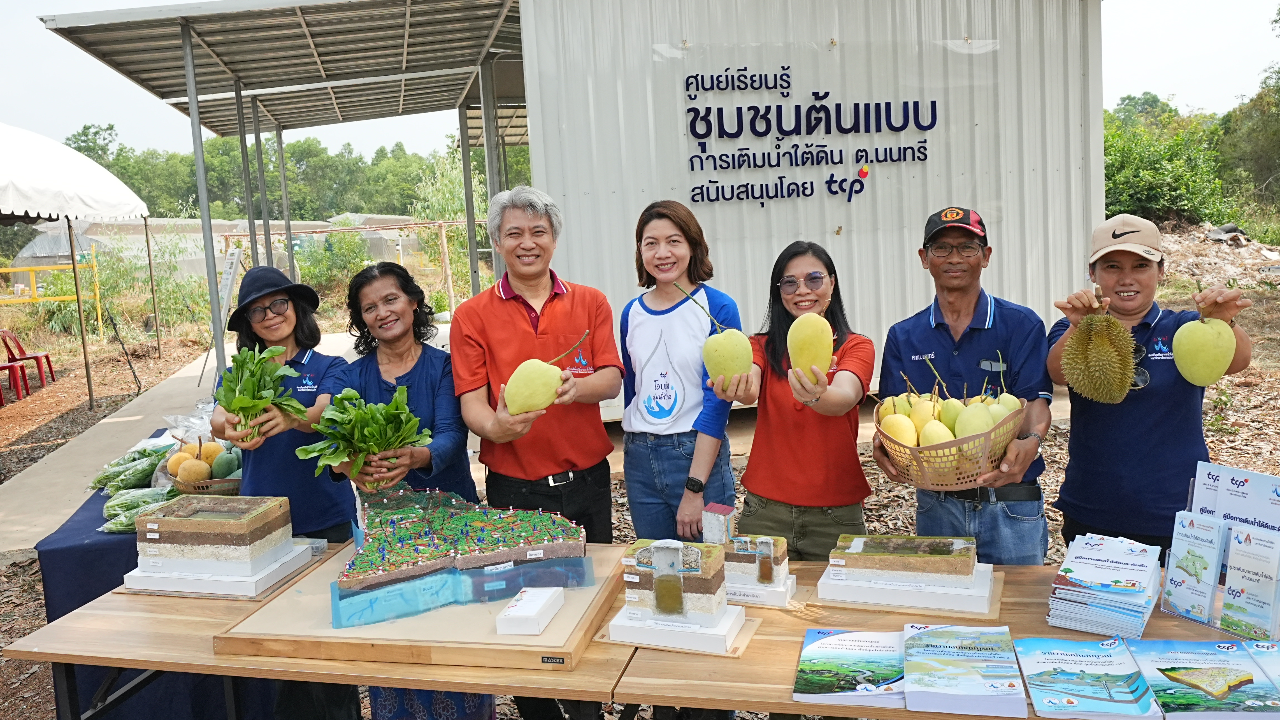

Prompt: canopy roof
[
  {"left": 0, "top": 122, "right": 149, "bottom": 223},
  {"left": 40, "top": 0, "right": 524, "bottom": 138}
]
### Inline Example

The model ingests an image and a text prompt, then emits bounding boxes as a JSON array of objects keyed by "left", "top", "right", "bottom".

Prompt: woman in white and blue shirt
[{"left": 621, "top": 200, "right": 741, "bottom": 541}]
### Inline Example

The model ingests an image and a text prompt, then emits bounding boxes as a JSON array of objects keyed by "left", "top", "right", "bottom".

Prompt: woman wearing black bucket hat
[{"left": 212, "top": 266, "right": 360, "bottom": 720}]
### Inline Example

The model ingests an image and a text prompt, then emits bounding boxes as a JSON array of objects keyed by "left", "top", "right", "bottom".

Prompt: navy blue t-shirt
[
  {"left": 233, "top": 348, "right": 355, "bottom": 534},
  {"left": 879, "top": 289, "right": 1054, "bottom": 484},
  {"left": 320, "top": 344, "right": 476, "bottom": 502},
  {"left": 1049, "top": 302, "right": 1206, "bottom": 536}
]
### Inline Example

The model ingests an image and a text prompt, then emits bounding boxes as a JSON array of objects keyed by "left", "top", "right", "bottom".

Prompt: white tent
[
  {"left": 0, "top": 122, "right": 148, "bottom": 222},
  {"left": 0, "top": 121, "right": 155, "bottom": 409}
]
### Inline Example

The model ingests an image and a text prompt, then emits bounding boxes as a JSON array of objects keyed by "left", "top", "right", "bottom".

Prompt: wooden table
[
  {"left": 4, "top": 581, "right": 634, "bottom": 720},
  {"left": 612, "top": 562, "right": 1236, "bottom": 720},
  {"left": 6, "top": 559, "right": 1237, "bottom": 720}
]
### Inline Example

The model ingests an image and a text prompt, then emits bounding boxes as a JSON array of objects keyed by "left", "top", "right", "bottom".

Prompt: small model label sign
[
  {"left": 541, "top": 656, "right": 565, "bottom": 665},
  {"left": 526, "top": 549, "right": 544, "bottom": 559},
  {"left": 484, "top": 561, "right": 514, "bottom": 573},
  {"left": 623, "top": 574, "right": 640, "bottom": 583}
]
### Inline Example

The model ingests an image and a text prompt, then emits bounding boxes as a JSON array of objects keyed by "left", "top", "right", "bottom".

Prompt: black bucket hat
[{"left": 227, "top": 266, "right": 320, "bottom": 333}]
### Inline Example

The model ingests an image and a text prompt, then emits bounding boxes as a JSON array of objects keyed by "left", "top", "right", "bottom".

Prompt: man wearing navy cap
[{"left": 874, "top": 207, "right": 1054, "bottom": 565}]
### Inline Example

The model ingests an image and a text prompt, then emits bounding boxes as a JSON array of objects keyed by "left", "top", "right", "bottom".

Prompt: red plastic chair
[
  {"left": 0, "top": 360, "right": 30, "bottom": 405},
  {"left": 1, "top": 329, "right": 55, "bottom": 388}
]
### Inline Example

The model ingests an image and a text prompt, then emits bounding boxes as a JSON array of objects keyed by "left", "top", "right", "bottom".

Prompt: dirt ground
[{"left": 2, "top": 227, "right": 1278, "bottom": 720}]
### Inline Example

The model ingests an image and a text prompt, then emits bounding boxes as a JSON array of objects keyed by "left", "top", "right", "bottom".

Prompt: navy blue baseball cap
[
  {"left": 924, "top": 206, "right": 988, "bottom": 247},
  {"left": 227, "top": 266, "right": 319, "bottom": 332}
]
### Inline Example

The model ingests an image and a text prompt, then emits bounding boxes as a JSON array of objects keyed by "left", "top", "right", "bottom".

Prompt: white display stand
[
  {"left": 123, "top": 543, "right": 311, "bottom": 596},
  {"left": 137, "top": 537, "right": 294, "bottom": 576},
  {"left": 726, "top": 575, "right": 796, "bottom": 607},
  {"left": 608, "top": 604, "right": 747, "bottom": 654},
  {"left": 496, "top": 587, "right": 565, "bottom": 635},
  {"left": 817, "top": 563, "right": 994, "bottom": 614}
]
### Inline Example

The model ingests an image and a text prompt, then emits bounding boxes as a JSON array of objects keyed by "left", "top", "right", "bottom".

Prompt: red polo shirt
[
  {"left": 451, "top": 271, "right": 623, "bottom": 480},
  {"left": 740, "top": 333, "right": 876, "bottom": 507}
]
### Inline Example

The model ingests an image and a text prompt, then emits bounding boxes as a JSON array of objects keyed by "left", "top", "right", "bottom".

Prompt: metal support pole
[
  {"left": 66, "top": 217, "right": 94, "bottom": 411},
  {"left": 438, "top": 223, "right": 456, "bottom": 311},
  {"left": 234, "top": 80, "right": 259, "bottom": 267},
  {"left": 91, "top": 243, "right": 102, "bottom": 341},
  {"left": 251, "top": 101, "right": 274, "bottom": 268},
  {"left": 458, "top": 106, "right": 481, "bottom": 296},
  {"left": 181, "top": 20, "right": 226, "bottom": 375},
  {"left": 275, "top": 126, "right": 297, "bottom": 281},
  {"left": 478, "top": 54, "right": 505, "bottom": 279},
  {"left": 143, "top": 217, "right": 162, "bottom": 358},
  {"left": 51, "top": 662, "right": 80, "bottom": 720}
]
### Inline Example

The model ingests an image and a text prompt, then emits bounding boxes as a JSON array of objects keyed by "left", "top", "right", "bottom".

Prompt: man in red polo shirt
[{"left": 452, "top": 185, "right": 623, "bottom": 546}]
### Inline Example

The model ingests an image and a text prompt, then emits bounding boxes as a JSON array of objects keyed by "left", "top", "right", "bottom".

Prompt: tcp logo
[
  {"left": 1218, "top": 643, "right": 1240, "bottom": 652},
  {"left": 1169, "top": 579, "right": 1185, "bottom": 589},
  {"left": 908, "top": 624, "right": 930, "bottom": 631},
  {"left": 1099, "top": 639, "right": 1120, "bottom": 649},
  {"left": 1254, "top": 643, "right": 1278, "bottom": 652},
  {"left": 1226, "top": 586, "right": 1247, "bottom": 600},
  {"left": 1232, "top": 477, "right": 1250, "bottom": 488}
]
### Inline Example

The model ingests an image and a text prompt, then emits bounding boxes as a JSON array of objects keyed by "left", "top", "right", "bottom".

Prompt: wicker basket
[
  {"left": 166, "top": 470, "right": 241, "bottom": 496},
  {"left": 874, "top": 398, "right": 1026, "bottom": 491}
]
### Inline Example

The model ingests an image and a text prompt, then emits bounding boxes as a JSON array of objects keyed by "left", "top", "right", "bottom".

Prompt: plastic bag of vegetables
[
  {"left": 215, "top": 346, "right": 309, "bottom": 442},
  {"left": 97, "top": 499, "right": 172, "bottom": 533},
  {"left": 295, "top": 387, "right": 431, "bottom": 486},
  {"left": 103, "top": 455, "right": 166, "bottom": 496},
  {"left": 89, "top": 445, "right": 172, "bottom": 489},
  {"left": 103, "top": 486, "right": 180, "bottom": 519}
]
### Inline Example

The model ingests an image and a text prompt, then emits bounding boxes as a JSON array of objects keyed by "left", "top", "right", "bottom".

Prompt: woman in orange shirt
[{"left": 712, "top": 241, "right": 876, "bottom": 559}]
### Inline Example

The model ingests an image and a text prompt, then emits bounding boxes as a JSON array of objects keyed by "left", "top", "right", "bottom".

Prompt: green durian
[{"left": 1061, "top": 313, "right": 1135, "bottom": 404}]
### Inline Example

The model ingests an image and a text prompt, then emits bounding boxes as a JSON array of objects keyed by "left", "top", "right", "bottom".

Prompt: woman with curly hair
[
  {"left": 320, "top": 262, "right": 475, "bottom": 499},
  {"left": 320, "top": 262, "right": 491, "bottom": 720}
]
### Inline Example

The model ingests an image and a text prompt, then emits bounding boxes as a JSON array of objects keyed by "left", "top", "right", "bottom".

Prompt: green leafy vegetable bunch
[
  {"left": 295, "top": 386, "right": 431, "bottom": 482},
  {"left": 215, "top": 346, "right": 309, "bottom": 440}
]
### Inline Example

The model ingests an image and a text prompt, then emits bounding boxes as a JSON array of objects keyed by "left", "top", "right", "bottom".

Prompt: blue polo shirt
[
  {"left": 233, "top": 348, "right": 356, "bottom": 534},
  {"left": 1049, "top": 303, "right": 1206, "bottom": 536},
  {"left": 319, "top": 344, "right": 476, "bottom": 502},
  {"left": 879, "top": 289, "right": 1053, "bottom": 483}
]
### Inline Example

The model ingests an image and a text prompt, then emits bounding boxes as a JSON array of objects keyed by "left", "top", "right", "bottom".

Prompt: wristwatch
[
  {"left": 1018, "top": 431, "right": 1044, "bottom": 453},
  {"left": 685, "top": 476, "right": 705, "bottom": 493}
]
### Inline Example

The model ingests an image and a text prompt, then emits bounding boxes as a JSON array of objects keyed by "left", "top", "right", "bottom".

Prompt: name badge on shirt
[{"left": 979, "top": 359, "right": 1007, "bottom": 372}]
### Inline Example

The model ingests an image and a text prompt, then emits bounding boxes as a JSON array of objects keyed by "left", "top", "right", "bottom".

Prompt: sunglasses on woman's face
[
  {"left": 778, "top": 271, "right": 828, "bottom": 296},
  {"left": 1131, "top": 344, "right": 1150, "bottom": 390},
  {"left": 247, "top": 297, "right": 291, "bottom": 324}
]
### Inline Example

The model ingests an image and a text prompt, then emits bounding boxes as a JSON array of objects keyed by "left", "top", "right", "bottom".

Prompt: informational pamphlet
[
  {"left": 1164, "top": 513, "right": 1226, "bottom": 625},
  {"left": 1014, "top": 636, "right": 1160, "bottom": 718},
  {"left": 1127, "top": 639, "right": 1280, "bottom": 717},
  {"left": 1211, "top": 463, "right": 1280, "bottom": 536},
  {"left": 903, "top": 624, "right": 1027, "bottom": 717},
  {"left": 1246, "top": 642, "right": 1280, "bottom": 690},
  {"left": 791, "top": 629, "right": 905, "bottom": 708},
  {"left": 1049, "top": 535, "right": 1161, "bottom": 638},
  {"left": 1193, "top": 461, "right": 1225, "bottom": 518},
  {"left": 1220, "top": 527, "right": 1280, "bottom": 642}
]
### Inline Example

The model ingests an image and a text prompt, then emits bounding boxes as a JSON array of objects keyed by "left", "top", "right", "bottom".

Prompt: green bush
[
  {"left": 296, "top": 226, "right": 372, "bottom": 298},
  {"left": 1104, "top": 110, "right": 1231, "bottom": 224}
]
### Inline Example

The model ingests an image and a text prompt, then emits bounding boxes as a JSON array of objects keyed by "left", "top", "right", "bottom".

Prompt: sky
[{"left": 0, "top": 0, "right": 1276, "bottom": 160}]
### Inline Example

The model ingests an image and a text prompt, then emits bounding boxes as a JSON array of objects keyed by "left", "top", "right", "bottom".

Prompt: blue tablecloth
[{"left": 35, "top": 447, "right": 276, "bottom": 719}]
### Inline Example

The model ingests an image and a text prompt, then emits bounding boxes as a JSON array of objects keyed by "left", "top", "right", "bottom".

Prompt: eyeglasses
[
  {"left": 246, "top": 297, "right": 291, "bottom": 324},
  {"left": 927, "top": 241, "right": 985, "bottom": 258},
  {"left": 1131, "top": 345, "right": 1150, "bottom": 390},
  {"left": 778, "top": 271, "right": 828, "bottom": 296}
]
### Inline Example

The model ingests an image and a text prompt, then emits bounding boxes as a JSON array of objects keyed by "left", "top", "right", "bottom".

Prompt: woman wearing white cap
[{"left": 1047, "top": 214, "right": 1253, "bottom": 559}]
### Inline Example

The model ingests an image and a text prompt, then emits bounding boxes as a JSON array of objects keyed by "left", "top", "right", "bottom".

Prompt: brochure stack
[
  {"left": 1127, "top": 639, "right": 1280, "bottom": 717},
  {"left": 1219, "top": 526, "right": 1280, "bottom": 642},
  {"left": 791, "top": 629, "right": 905, "bottom": 708},
  {"left": 1014, "top": 636, "right": 1160, "bottom": 719},
  {"left": 903, "top": 624, "right": 1028, "bottom": 717},
  {"left": 1048, "top": 535, "right": 1160, "bottom": 638},
  {"left": 1163, "top": 512, "right": 1227, "bottom": 626}
]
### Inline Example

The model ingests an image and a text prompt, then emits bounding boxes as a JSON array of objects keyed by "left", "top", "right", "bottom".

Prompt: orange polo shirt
[
  {"left": 740, "top": 332, "right": 876, "bottom": 507},
  {"left": 451, "top": 271, "right": 623, "bottom": 480}
]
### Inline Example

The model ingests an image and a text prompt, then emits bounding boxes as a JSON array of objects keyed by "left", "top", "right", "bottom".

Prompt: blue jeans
[
  {"left": 915, "top": 488, "right": 1048, "bottom": 566},
  {"left": 624, "top": 430, "right": 735, "bottom": 541}
]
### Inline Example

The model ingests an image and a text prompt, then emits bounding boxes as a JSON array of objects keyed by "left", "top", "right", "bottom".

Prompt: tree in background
[
  {"left": 1219, "top": 66, "right": 1280, "bottom": 208},
  {"left": 412, "top": 136, "right": 491, "bottom": 310}
]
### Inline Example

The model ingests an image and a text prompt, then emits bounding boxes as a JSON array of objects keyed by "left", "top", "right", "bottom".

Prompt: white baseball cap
[{"left": 1089, "top": 214, "right": 1163, "bottom": 264}]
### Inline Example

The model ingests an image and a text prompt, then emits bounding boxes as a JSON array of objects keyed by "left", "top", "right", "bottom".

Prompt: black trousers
[
  {"left": 484, "top": 459, "right": 614, "bottom": 544},
  {"left": 486, "top": 460, "right": 612, "bottom": 720},
  {"left": 1060, "top": 513, "right": 1173, "bottom": 567},
  {"left": 275, "top": 521, "right": 361, "bottom": 720}
]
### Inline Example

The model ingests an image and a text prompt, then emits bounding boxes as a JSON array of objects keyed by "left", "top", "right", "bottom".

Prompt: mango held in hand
[
  {"left": 954, "top": 402, "right": 995, "bottom": 438},
  {"left": 1173, "top": 318, "right": 1236, "bottom": 386},
  {"left": 880, "top": 413, "right": 917, "bottom": 447},
  {"left": 703, "top": 329, "right": 752, "bottom": 390},
  {"left": 504, "top": 330, "right": 589, "bottom": 415},
  {"left": 909, "top": 399, "right": 939, "bottom": 433},
  {"left": 939, "top": 398, "right": 966, "bottom": 432},
  {"left": 787, "top": 312, "right": 834, "bottom": 384},
  {"left": 919, "top": 419, "right": 955, "bottom": 446}
]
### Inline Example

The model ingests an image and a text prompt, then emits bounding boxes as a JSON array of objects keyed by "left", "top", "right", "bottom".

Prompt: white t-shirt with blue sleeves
[{"left": 620, "top": 284, "right": 741, "bottom": 438}]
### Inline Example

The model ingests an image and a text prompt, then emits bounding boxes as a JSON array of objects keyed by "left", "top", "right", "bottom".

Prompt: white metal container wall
[{"left": 523, "top": 0, "right": 1103, "bottom": 386}]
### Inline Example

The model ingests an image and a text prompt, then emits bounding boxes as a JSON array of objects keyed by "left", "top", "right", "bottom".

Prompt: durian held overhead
[
  {"left": 504, "top": 330, "right": 590, "bottom": 415},
  {"left": 1060, "top": 287, "right": 1134, "bottom": 404},
  {"left": 675, "top": 283, "right": 752, "bottom": 391}
]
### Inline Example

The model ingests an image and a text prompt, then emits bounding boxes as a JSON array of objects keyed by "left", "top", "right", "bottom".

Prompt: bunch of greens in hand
[
  {"left": 295, "top": 386, "right": 432, "bottom": 485},
  {"left": 215, "top": 346, "right": 309, "bottom": 441}
]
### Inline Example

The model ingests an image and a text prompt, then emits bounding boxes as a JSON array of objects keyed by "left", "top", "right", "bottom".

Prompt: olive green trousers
[{"left": 735, "top": 490, "right": 867, "bottom": 561}]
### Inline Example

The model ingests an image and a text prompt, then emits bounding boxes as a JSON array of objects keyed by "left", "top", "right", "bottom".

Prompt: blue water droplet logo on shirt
[{"left": 638, "top": 330, "right": 685, "bottom": 422}]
